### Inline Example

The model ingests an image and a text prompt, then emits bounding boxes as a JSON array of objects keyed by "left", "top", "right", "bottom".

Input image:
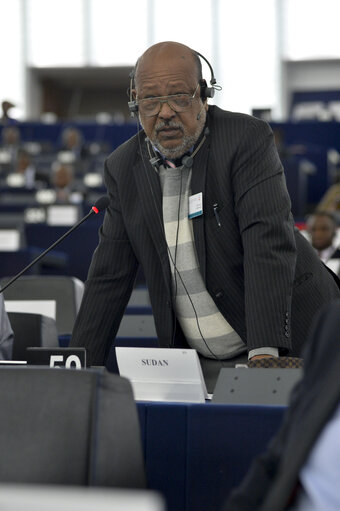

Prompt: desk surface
[{"left": 137, "top": 401, "right": 286, "bottom": 511}]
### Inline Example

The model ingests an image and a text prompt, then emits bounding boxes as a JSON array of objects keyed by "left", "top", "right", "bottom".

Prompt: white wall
[
  {"left": 0, "top": 0, "right": 25, "bottom": 119},
  {"left": 1, "top": 0, "right": 340, "bottom": 120},
  {"left": 282, "top": 59, "right": 340, "bottom": 119}
]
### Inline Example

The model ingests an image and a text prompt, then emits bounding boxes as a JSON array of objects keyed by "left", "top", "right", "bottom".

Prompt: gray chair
[
  {"left": 0, "top": 485, "right": 164, "bottom": 511},
  {"left": 8, "top": 312, "right": 59, "bottom": 360},
  {"left": 0, "top": 367, "right": 146, "bottom": 489},
  {"left": 1, "top": 275, "right": 84, "bottom": 336}
]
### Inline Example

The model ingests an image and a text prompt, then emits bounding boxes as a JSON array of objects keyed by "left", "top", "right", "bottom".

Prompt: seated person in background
[
  {"left": 11, "top": 149, "right": 49, "bottom": 189},
  {"left": 0, "top": 294, "right": 13, "bottom": 360},
  {"left": 13, "top": 148, "right": 36, "bottom": 189},
  {"left": 0, "top": 125, "right": 21, "bottom": 167},
  {"left": 306, "top": 211, "right": 340, "bottom": 277},
  {"left": 59, "top": 127, "right": 89, "bottom": 173},
  {"left": 223, "top": 299, "right": 340, "bottom": 511},
  {"left": 1, "top": 100, "right": 16, "bottom": 124},
  {"left": 50, "top": 161, "right": 84, "bottom": 203}
]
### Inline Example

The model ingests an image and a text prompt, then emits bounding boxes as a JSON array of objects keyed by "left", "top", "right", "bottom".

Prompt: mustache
[{"left": 155, "top": 121, "right": 183, "bottom": 134}]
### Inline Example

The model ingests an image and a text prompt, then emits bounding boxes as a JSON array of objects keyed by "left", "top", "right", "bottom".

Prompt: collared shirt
[{"left": 317, "top": 245, "right": 338, "bottom": 264}]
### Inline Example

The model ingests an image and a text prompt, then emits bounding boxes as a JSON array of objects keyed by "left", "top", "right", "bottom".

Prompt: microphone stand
[{"left": 0, "top": 207, "right": 98, "bottom": 294}]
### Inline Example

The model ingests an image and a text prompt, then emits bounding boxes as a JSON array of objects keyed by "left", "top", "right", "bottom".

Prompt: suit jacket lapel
[
  {"left": 132, "top": 147, "right": 172, "bottom": 292},
  {"left": 191, "top": 136, "right": 210, "bottom": 283}
]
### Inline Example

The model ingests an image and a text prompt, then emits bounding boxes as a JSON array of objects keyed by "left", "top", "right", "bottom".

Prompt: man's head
[
  {"left": 132, "top": 42, "right": 208, "bottom": 160},
  {"left": 51, "top": 162, "right": 74, "bottom": 189},
  {"left": 1, "top": 100, "right": 15, "bottom": 120},
  {"left": 16, "top": 149, "right": 31, "bottom": 173},
  {"left": 307, "top": 212, "right": 338, "bottom": 251},
  {"left": 61, "top": 127, "right": 83, "bottom": 150},
  {"left": 2, "top": 126, "right": 20, "bottom": 146}
]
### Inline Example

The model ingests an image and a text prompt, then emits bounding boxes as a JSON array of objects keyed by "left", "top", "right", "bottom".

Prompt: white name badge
[
  {"left": 188, "top": 192, "right": 203, "bottom": 219},
  {"left": 116, "top": 347, "right": 208, "bottom": 403}
]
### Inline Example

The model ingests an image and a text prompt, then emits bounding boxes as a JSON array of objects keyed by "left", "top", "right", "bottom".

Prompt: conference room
[{"left": 1, "top": 1, "right": 340, "bottom": 510}]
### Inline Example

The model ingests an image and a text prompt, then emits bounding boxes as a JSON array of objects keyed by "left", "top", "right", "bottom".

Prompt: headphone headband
[{"left": 127, "top": 49, "right": 219, "bottom": 117}]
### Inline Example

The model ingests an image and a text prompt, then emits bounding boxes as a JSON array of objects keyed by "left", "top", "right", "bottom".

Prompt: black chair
[
  {"left": 1, "top": 275, "right": 84, "bottom": 336},
  {"left": 0, "top": 367, "right": 146, "bottom": 489},
  {"left": 8, "top": 312, "right": 59, "bottom": 360}
]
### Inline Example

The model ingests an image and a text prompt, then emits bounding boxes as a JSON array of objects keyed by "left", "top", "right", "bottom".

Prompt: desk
[{"left": 137, "top": 402, "right": 285, "bottom": 511}]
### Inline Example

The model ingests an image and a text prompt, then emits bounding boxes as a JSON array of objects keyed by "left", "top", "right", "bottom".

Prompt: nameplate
[
  {"left": 116, "top": 347, "right": 208, "bottom": 403},
  {"left": 0, "top": 229, "right": 20, "bottom": 251},
  {"left": 47, "top": 205, "right": 79, "bottom": 226},
  {"left": 26, "top": 347, "right": 86, "bottom": 369}
]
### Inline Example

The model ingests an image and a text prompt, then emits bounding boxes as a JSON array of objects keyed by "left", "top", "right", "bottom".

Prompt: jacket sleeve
[
  {"left": 70, "top": 157, "right": 138, "bottom": 365},
  {"left": 232, "top": 118, "right": 296, "bottom": 352}
]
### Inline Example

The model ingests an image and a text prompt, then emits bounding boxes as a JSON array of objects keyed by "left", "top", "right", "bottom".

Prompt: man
[
  {"left": 223, "top": 299, "right": 340, "bottom": 511},
  {"left": 306, "top": 211, "right": 340, "bottom": 276},
  {"left": 1, "top": 100, "right": 16, "bottom": 123},
  {"left": 0, "top": 125, "right": 21, "bottom": 167},
  {"left": 70, "top": 41, "right": 339, "bottom": 390},
  {"left": 14, "top": 149, "right": 37, "bottom": 189}
]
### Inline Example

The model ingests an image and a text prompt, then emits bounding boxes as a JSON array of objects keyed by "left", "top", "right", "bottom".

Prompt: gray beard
[{"left": 141, "top": 111, "right": 206, "bottom": 160}]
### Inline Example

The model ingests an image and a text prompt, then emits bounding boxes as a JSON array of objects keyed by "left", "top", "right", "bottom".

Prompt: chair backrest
[
  {"left": 0, "top": 484, "right": 164, "bottom": 511},
  {"left": 0, "top": 367, "right": 146, "bottom": 488},
  {"left": 1, "top": 275, "right": 84, "bottom": 335},
  {"left": 8, "top": 312, "right": 59, "bottom": 360}
]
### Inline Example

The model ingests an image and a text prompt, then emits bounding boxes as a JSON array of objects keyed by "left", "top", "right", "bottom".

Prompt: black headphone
[{"left": 127, "top": 49, "right": 219, "bottom": 117}]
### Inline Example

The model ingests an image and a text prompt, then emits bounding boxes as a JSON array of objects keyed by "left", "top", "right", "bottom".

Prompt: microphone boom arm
[{"left": 0, "top": 198, "right": 108, "bottom": 294}]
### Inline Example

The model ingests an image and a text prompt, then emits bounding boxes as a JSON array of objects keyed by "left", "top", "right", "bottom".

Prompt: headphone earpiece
[
  {"left": 128, "top": 100, "right": 138, "bottom": 117},
  {"left": 199, "top": 79, "right": 215, "bottom": 99},
  {"left": 128, "top": 71, "right": 139, "bottom": 117}
]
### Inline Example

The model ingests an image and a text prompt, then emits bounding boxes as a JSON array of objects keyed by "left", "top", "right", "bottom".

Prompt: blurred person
[
  {"left": 61, "top": 127, "right": 84, "bottom": 153},
  {"left": 307, "top": 211, "right": 340, "bottom": 276},
  {"left": 59, "top": 126, "right": 89, "bottom": 173},
  {"left": 70, "top": 41, "right": 340, "bottom": 391},
  {"left": 9, "top": 148, "right": 49, "bottom": 189},
  {"left": 14, "top": 148, "right": 36, "bottom": 188},
  {"left": 0, "top": 125, "right": 21, "bottom": 166},
  {"left": 1, "top": 100, "right": 16, "bottom": 123},
  {"left": 50, "top": 161, "right": 84, "bottom": 203},
  {"left": 223, "top": 299, "right": 340, "bottom": 511},
  {"left": 0, "top": 294, "right": 14, "bottom": 360}
]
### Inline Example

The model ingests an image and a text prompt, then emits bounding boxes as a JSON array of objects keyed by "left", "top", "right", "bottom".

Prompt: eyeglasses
[{"left": 137, "top": 84, "right": 200, "bottom": 117}]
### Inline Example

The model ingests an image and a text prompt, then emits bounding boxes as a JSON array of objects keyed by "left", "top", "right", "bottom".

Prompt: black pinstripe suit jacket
[{"left": 70, "top": 106, "right": 340, "bottom": 365}]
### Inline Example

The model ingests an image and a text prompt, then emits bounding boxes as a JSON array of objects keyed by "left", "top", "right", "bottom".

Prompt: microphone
[
  {"left": 181, "top": 155, "right": 194, "bottom": 168},
  {"left": 0, "top": 195, "right": 110, "bottom": 294}
]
